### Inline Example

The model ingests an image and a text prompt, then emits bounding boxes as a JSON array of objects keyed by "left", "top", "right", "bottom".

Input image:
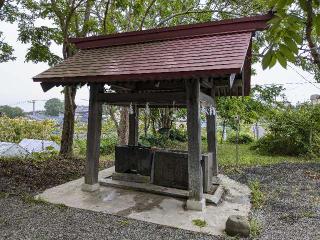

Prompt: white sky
[{"left": 0, "top": 22, "right": 319, "bottom": 112}]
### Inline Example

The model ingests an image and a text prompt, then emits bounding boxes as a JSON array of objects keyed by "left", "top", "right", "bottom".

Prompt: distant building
[
  {"left": 0, "top": 142, "right": 28, "bottom": 157},
  {"left": 27, "top": 113, "right": 64, "bottom": 125},
  {"left": 19, "top": 139, "right": 60, "bottom": 153},
  {"left": 310, "top": 94, "right": 320, "bottom": 104}
]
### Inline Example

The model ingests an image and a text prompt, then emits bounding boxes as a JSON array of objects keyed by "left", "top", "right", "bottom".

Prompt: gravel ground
[
  {"left": 0, "top": 160, "right": 319, "bottom": 239},
  {"left": 0, "top": 197, "right": 221, "bottom": 240},
  {"left": 229, "top": 162, "right": 320, "bottom": 240}
]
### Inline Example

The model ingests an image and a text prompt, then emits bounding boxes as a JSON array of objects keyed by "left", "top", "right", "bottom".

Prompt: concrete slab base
[
  {"left": 81, "top": 183, "right": 100, "bottom": 192},
  {"left": 186, "top": 198, "right": 206, "bottom": 211},
  {"left": 37, "top": 167, "right": 251, "bottom": 236}
]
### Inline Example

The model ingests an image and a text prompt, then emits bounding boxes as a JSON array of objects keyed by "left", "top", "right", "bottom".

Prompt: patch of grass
[
  {"left": 248, "top": 180, "right": 265, "bottom": 209},
  {"left": 249, "top": 218, "right": 262, "bottom": 238},
  {"left": 192, "top": 219, "right": 207, "bottom": 228},
  {"left": 22, "top": 194, "right": 49, "bottom": 205},
  {"left": 56, "top": 203, "right": 68, "bottom": 211},
  {"left": 0, "top": 192, "right": 9, "bottom": 199},
  {"left": 301, "top": 210, "right": 317, "bottom": 218},
  {"left": 117, "top": 219, "right": 129, "bottom": 225},
  {"left": 218, "top": 143, "right": 308, "bottom": 169}
]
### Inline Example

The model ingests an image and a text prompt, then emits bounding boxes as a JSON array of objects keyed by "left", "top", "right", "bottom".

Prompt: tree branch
[
  {"left": 305, "top": 0, "right": 320, "bottom": 69},
  {"left": 139, "top": 0, "right": 157, "bottom": 30},
  {"left": 156, "top": 8, "right": 233, "bottom": 27},
  {"left": 103, "top": 0, "right": 111, "bottom": 33}
]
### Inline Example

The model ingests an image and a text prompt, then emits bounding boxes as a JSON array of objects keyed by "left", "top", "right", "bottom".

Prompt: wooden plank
[
  {"left": 206, "top": 87, "right": 218, "bottom": 176},
  {"left": 128, "top": 105, "right": 139, "bottom": 145},
  {"left": 186, "top": 79, "right": 203, "bottom": 201},
  {"left": 85, "top": 84, "right": 103, "bottom": 185},
  {"left": 96, "top": 91, "right": 186, "bottom": 104}
]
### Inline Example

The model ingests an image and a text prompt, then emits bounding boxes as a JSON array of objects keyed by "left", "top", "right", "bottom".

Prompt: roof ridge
[{"left": 70, "top": 13, "right": 272, "bottom": 49}]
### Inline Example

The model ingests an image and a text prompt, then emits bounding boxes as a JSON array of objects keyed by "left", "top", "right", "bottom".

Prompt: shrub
[
  {"left": 0, "top": 116, "right": 57, "bottom": 143},
  {"left": 100, "top": 136, "right": 117, "bottom": 155},
  {"left": 227, "top": 132, "right": 254, "bottom": 144},
  {"left": 252, "top": 104, "right": 320, "bottom": 156},
  {"left": 74, "top": 136, "right": 117, "bottom": 156}
]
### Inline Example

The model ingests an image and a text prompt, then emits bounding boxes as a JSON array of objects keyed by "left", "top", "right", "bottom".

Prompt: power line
[{"left": 288, "top": 64, "right": 320, "bottom": 91}]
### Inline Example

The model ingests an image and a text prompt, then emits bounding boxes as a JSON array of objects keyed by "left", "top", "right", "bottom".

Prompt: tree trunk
[
  {"left": 60, "top": 85, "right": 77, "bottom": 156},
  {"left": 221, "top": 120, "right": 226, "bottom": 144},
  {"left": 118, "top": 107, "right": 129, "bottom": 145}
]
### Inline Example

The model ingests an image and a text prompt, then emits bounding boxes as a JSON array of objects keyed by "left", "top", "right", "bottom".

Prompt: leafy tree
[
  {"left": 262, "top": 0, "right": 320, "bottom": 81},
  {"left": 0, "top": 105, "right": 25, "bottom": 118},
  {"left": 44, "top": 98, "right": 63, "bottom": 116},
  {"left": 0, "top": 0, "right": 18, "bottom": 62},
  {"left": 18, "top": 0, "right": 98, "bottom": 156}
]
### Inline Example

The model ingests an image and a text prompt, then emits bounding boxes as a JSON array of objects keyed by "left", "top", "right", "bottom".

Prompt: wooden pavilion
[{"left": 33, "top": 14, "right": 272, "bottom": 211}]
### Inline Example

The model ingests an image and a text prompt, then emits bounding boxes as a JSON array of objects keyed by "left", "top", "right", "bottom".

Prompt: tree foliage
[
  {"left": 44, "top": 98, "right": 63, "bottom": 116},
  {"left": 0, "top": 116, "right": 56, "bottom": 142},
  {"left": 262, "top": 0, "right": 320, "bottom": 81},
  {"left": 0, "top": 105, "right": 25, "bottom": 118}
]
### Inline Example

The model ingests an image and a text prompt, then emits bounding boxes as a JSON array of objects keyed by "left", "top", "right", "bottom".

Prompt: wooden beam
[
  {"left": 206, "top": 87, "right": 218, "bottom": 176},
  {"left": 84, "top": 84, "right": 103, "bottom": 186},
  {"left": 186, "top": 79, "right": 204, "bottom": 204},
  {"left": 96, "top": 91, "right": 186, "bottom": 104},
  {"left": 200, "top": 91, "right": 215, "bottom": 105},
  {"left": 128, "top": 105, "right": 139, "bottom": 145}
]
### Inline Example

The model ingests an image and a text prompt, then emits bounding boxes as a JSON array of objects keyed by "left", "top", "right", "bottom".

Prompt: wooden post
[
  {"left": 82, "top": 84, "right": 103, "bottom": 192},
  {"left": 128, "top": 105, "right": 139, "bottom": 145},
  {"left": 186, "top": 79, "right": 205, "bottom": 211},
  {"left": 206, "top": 87, "right": 218, "bottom": 176}
]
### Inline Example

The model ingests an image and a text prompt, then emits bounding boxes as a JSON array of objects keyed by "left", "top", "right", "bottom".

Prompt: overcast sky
[{"left": 0, "top": 21, "right": 320, "bottom": 112}]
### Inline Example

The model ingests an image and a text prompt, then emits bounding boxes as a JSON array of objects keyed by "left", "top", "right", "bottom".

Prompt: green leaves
[
  {"left": 262, "top": 49, "right": 273, "bottom": 70},
  {"left": 314, "top": 14, "right": 320, "bottom": 36},
  {"left": 262, "top": 48, "right": 289, "bottom": 70}
]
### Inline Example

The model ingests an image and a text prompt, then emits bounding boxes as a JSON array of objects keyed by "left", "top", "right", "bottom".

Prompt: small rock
[{"left": 225, "top": 215, "right": 250, "bottom": 237}]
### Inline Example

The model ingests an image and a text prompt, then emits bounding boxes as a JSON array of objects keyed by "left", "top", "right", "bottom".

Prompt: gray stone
[
  {"left": 115, "top": 146, "right": 153, "bottom": 176},
  {"left": 153, "top": 150, "right": 189, "bottom": 190},
  {"left": 225, "top": 215, "right": 250, "bottom": 237}
]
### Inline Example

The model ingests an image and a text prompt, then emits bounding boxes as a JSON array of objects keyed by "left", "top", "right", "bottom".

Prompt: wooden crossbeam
[{"left": 97, "top": 91, "right": 186, "bottom": 104}]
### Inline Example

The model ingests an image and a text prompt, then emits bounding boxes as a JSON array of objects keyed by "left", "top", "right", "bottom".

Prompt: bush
[
  {"left": 0, "top": 116, "right": 57, "bottom": 143},
  {"left": 74, "top": 136, "right": 117, "bottom": 156},
  {"left": 252, "top": 104, "right": 320, "bottom": 156},
  {"left": 227, "top": 132, "right": 254, "bottom": 144},
  {"left": 100, "top": 136, "right": 117, "bottom": 155}
]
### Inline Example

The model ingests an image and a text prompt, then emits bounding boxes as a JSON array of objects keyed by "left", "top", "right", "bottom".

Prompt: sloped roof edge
[{"left": 69, "top": 13, "right": 273, "bottom": 49}]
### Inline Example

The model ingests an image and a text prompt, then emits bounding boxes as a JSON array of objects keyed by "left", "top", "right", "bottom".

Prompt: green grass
[
  {"left": 248, "top": 180, "right": 265, "bottom": 209},
  {"left": 249, "top": 218, "right": 262, "bottom": 238},
  {"left": 217, "top": 143, "right": 309, "bottom": 168},
  {"left": 192, "top": 219, "right": 207, "bottom": 228}
]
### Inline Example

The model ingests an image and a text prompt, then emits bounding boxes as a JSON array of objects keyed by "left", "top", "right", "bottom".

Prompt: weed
[
  {"left": 248, "top": 180, "right": 265, "bottom": 209},
  {"left": 249, "top": 218, "right": 262, "bottom": 238},
  {"left": 192, "top": 219, "right": 207, "bottom": 228},
  {"left": 56, "top": 203, "right": 68, "bottom": 211},
  {"left": 22, "top": 194, "right": 49, "bottom": 205},
  {"left": 301, "top": 210, "right": 317, "bottom": 218},
  {"left": 0, "top": 192, "right": 9, "bottom": 199},
  {"left": 117, "top": 219, "right": 129, "bottom": 225}
]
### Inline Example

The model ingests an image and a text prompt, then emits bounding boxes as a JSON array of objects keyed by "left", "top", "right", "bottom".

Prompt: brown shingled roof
[{"left": 33, "top": 14, "right": 272, "bottom": 95}]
